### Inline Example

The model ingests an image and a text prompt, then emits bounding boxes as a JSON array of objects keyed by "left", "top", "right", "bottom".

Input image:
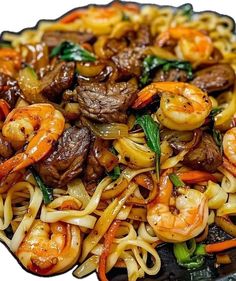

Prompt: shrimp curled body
[
  {"left": 0, "top": 103, "right": 65, "bottom": 179},
  {"left": 223, "top": 127, "right": 236, "bottom": 165},
  {"left": 156, "top": 27, "right": 213, "bottom": 63},
  {"left": 132, "top": 82, "right": 212, "bottom": 131},
  {"left": 16, "top": 220, "right": 81, "bottom": 275},
  {"left": 147, "top": 170, "right": 208, "bottom": 243}
]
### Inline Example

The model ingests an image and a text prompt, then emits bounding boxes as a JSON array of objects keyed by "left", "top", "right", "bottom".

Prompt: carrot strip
[
  {"left": 222, "top": 157, "right": 236, "bottom": 177},
  {"left": 178, "top": 170, "right": 217, "bottom": 184},
  {"left": 206, "top": 239, "right": 236, "bottom": 253},
  {"left": 59, "top": 10, "right": 85, "bottom": 24},
  {"left": 98, "top": 220, "right": 121, "bottom": 281},
  {"left": 134, "top": 173, "right": 153, "bottom": 190}
]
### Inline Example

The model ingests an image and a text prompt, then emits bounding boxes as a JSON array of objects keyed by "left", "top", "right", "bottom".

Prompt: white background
[{"left": 0, "top": 1, "right": 235, "bottom": 281}]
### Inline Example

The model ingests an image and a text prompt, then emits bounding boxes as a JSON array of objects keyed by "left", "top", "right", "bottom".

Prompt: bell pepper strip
[
  {"left": 222, "top": 157, "right": 236, "bottom": 177},
  {"left": 59, "top": 9, "right": 86, "bottom": 23},
  {"left": 98, "top": 220, "right": 121, "bottom": 281},
  {"left": 177, "top": 170, "right": 217, "bottom": 184},
  {"left": 0, "top": 99, "right": 10, "bottom": 120}
]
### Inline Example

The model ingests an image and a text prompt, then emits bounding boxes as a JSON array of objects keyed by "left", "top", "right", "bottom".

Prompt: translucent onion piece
[
  {"left": 215, "top": 90, "right": 236, "bottom": 128},
  {"left": 114, "top": 138, "right": 155, "bottom": 169},
  {"left": 218, "top": 166, "right": 236, "bottom": 193},
  {"left": 204, "top": 181, "right": 228, "bottom": 209},
  {"left": 73, "top": 255, "right": 99, "bottom": 278},
  {"left": 217, "top": 194, "right": 236, "bottom": 216},
  {"left": 82, "top": 117, "right": 129, "bottom": 139},
  {"left": 161, "top": 149, "right": 188, "bottom": 169},
  {"left": 67, "top": 178, "right": 90, "bottom": 208}
]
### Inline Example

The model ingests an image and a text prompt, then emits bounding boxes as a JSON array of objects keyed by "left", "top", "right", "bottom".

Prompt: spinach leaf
[
  {"left": 140, "top": 55, "right": 193, "bottom": 86},
  {"left": 30, "top": 167, "right": 53, "bottom": 204},
  {"left": 180, "top": 3, "right": 193, "bottom": 19},
  {"left": 50, "top": 41, "right": 96, "bottom": 62},
  {"left": 136, "top": 115, "right": 161, "bottom": 180}
]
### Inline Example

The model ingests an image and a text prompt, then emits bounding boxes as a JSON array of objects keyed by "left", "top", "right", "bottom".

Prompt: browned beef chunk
[
  {"left": 135, "top": 25, "right": 152, "bottom": 47},
  {"left": 0, "top": 72, "right": 21, "bottom": 107},
  {"left": 0, "top": 132, "right": 13, "bottom": 159},
  {"left": 153, "top": 69, "right": 189, "bottom": 82},
  {"left": 76, "top": 78, "right": 138, "bottom": 123},
  {"left": 83, "top": 136, "right": 105, "bottom": 183},
  {"left": 183, "top": 133, "right": 223, "bottom": 172},
  {"left": 191, "top": 64, "right": 235, "bottom": 93},
  {"left": 40, "top": 62, "right": 75, "bottom": 102},
  {"left": 112, "top": 47, "right": 144, "bottom": 77},
  {"left": 36, "top": 127, "right": 90, "bottom": 187},
  {"left": 42, "top": 31, "right": 95, "bottom": 48}
]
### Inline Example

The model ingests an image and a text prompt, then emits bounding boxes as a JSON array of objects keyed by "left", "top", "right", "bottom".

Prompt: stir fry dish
[{"left": 0, "top": 2, "right": 236, "bottom": 280}]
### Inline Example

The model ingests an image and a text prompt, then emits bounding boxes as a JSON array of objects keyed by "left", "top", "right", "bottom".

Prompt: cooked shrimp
[
  {"left": 223, "top": 127, "right": 236, "bottom": 165},
  {"left": 16, "top": 220, "right": 81, "bottom": 275},
  {"left": 156, "top": 27, "right": 213, "bottom": 63},
  {"left": 132, "top": 82, "right": 212, "bottom": 131},
  {"left": 0, "top": 103, "right": 65, "bottom": 179},
  {"left": 147, "top": 170, "right": 208, "bottom": 243}
]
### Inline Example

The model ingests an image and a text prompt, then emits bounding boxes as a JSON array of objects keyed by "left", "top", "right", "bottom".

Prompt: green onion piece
[
  {"left": 169, "top": 173, "right": 185, "bottom": 187},
  {"left": 136, "top": 114, "right": 161, "bottom": 181},
  {"left": 195, "top": 244, "right": 207, "bottom": 256},
  {"left": 107, "top": 165, "right": 121, "bottom": 180},
  {"left": 30, "top": 168, "right": 53, "bottom": 204},
  {"left": 178, "top": 256, "right": 205, "bottom": 269}
]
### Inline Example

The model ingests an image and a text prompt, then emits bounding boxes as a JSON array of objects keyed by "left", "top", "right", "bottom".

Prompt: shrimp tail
[{"left": 0, "top": 153, "right": 29, "bottom": 180}]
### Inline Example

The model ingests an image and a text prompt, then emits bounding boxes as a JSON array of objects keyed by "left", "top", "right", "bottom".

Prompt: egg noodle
[{"left": 0, "top": 2, "right": 236, "bottom": 280}]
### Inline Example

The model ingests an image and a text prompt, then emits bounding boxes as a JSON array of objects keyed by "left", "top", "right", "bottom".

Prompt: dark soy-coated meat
[
  {"left": 0, "top": 72, "right": 21, "bottom": 107},
  {"left": 183, "top": 133, "right": 223, "bottom": 172},
  {"left": 76, "top": 78, "right": 138, "bottom": 123},
  {"left": 36, "top": 127, "right": 90, "bottom": 187},
  {"left": 42, "top": 31, "right": 95, "bottom": 48},
  {"left": 40, "top": 62, "right": 75, "bottom": 102},
  {"left": 112, "top": 47, "right": 144, "bottom": 77},
  {"left": 191, "top": 64, "right": 235, "bottom": 93},
  {"left": 83, "top": 136, "right": 105, "bottom": 184},
  {"left": 153, "top": 69, "right": 189, "bottom": 83}
]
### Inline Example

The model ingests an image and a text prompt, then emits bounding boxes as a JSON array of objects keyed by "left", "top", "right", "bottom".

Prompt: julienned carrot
[
  {"left": 205, "top": 239, "right": 236, "bottom": 253},
  {"left": 178, "top": 170, "right": 217, "bottom": 184},
  {"left": 59, "top": 10, "right": 85, "bottom": 24},
  {"left": 222, "top": 157, "right": 236, "bottom": 177},
  {"left": 98, "top": 220, "right": 121, "bottom": 281}
]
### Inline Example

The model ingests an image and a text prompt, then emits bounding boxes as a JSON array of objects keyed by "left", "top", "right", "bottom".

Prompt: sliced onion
[{"left": 82, "top": 117, "right": 129, "bottom": 139}]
